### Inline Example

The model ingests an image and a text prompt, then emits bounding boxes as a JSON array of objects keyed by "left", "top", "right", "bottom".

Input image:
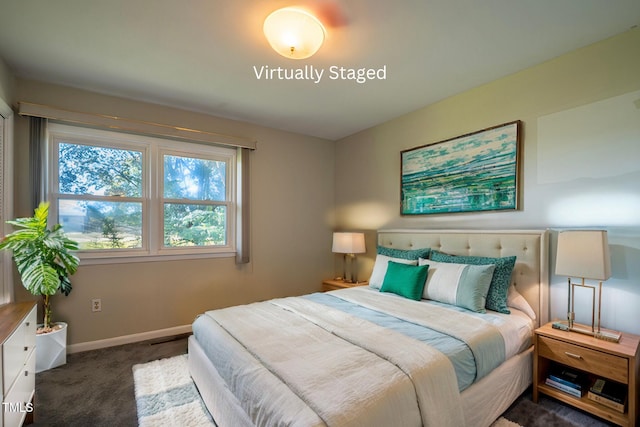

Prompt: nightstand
[
  {"left": 533, "top": 322, "right": 640, "bottom": 426},
  {"left": 321, "top": 279, "right": 368, "bottom": 292}
]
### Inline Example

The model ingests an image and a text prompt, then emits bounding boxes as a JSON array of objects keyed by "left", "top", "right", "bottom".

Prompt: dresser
[{"left": 0, "top": 302, "right": 37, "bottom": 427}]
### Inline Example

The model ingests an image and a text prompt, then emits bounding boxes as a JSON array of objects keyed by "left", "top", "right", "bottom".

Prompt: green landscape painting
[{"left": 401, "top": 121, "right": 520, "bottom": 215}]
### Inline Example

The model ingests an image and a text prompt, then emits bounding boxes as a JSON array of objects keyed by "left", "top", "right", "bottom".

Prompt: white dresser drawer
[
  {"left": 23, "top": 308, "right": 36, "bottom": 353},
  {"left": 2, "top": 307, "right": 36, "bottom": 394},
  {"left": 2, "top": 349, "right": 35, "bottom": 427},
  {"left": 0, "top": 302, "right": 37, "bottom": 427},
  {"left": 2, "top": 306, "right": 36, "bottom": 396}
]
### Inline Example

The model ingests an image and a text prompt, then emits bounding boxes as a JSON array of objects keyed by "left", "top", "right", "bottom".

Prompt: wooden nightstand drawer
[{"left": 538, "top": 335, "right": 628, "bottom": 384}]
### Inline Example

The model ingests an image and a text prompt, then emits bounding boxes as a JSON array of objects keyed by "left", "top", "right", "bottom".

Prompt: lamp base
[{"left": 552, "top": 321, "right": 621, "bottom": 343}]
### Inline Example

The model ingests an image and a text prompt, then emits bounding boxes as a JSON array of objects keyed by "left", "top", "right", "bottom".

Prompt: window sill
[{"left": 76, "top": 251, "right": 236, "bottom": 265}]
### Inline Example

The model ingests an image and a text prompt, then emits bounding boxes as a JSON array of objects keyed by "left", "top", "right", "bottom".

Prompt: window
[
  {"left": 162, "top": 153, "right": 228, "bottom": 247},
  {"left": 49, "top": 123, "right": 236, "bottom": 261}
]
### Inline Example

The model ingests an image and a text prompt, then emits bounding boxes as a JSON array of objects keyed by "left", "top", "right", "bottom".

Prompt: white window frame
[{"left": 48, "top": 123, "right": 237, "bottom": 264}]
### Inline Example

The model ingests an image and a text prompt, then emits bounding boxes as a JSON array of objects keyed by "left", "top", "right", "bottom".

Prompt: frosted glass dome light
[{"left": 263, "top": 7, "right": 326, "bottom": 59}]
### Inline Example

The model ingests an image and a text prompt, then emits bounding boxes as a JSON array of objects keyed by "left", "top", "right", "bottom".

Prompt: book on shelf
[
  {"left": 545, "top": 377, "right": 582, "bottom": 398},
  {"left": 587, "top": 391, "right": 626, "bottom": 413},
  {"left": 548, "top": 366, "right": 585, "bottom": 390},
  {"left": 587, "top": 378, "right": 627, "bottom": 413}
]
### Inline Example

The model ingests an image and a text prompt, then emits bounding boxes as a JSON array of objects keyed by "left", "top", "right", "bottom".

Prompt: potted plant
[{"left": 0, "top": 201, "right": 79, "bottom": 371}]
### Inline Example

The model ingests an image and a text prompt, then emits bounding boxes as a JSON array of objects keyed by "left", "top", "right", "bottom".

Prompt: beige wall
[
  {"left": 13, "top": 79, "right": 336, "bottom": 345},
  {"left": 335, "top": 28, "right": 640, "bottom": 334}
]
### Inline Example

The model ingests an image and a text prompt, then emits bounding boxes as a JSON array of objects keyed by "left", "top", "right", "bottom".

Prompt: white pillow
[
  {"left": 369, "top": 254, "right": 417, "bottom": 289},
  {"left": 418, "top": 258, "right": 495, "bottom": 312},
  {"left": 507, "top": 285, "right": 536, "bottom": 320}
]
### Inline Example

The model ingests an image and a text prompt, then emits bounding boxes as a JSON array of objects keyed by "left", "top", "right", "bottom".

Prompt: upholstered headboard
[{"left": 377, "top": 229, "right": 549, "bottom": 327}]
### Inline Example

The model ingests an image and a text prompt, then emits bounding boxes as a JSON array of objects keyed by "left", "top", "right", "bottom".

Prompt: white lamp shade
[
  {"left": 263, "top": 7, "right": 325, "bottom": 59},
  {"left": 332, "top": 232, "right": 365, "bottom": 254},
  {"left": 555, "top": 230, "right": 612, "bottom": 281}
]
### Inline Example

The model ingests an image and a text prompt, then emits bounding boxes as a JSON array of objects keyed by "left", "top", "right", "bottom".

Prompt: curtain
[
  {"left": 236, "top": 147, "right": 251, "bottom": 264},
  {"left": 29, "top": 116, "right": 47, "bottom": 210}
]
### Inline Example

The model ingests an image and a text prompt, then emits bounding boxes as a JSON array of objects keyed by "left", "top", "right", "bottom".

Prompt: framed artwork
[{"left": 401, "top": 120, "right": 521, "bottom": 215}]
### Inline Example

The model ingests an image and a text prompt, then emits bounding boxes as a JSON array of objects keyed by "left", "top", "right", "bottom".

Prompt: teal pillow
[
  {"left": 429, "top": 250, "right": 516, "bottom": 314},
  {"left": 380, "top": 261, "right": 429, "bottom": 301},
  {"left": 377, "top": 246, "right": 430, "bottom": 260}
]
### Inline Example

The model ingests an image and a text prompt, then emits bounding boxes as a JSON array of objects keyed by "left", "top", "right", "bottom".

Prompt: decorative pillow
[
  {"left": 418, "top": 259, "right": 495, "bottom": 312},
  {"left": 376, "top": 245, "right": 430, "bottom": 260},
  {"left": 380, "top": 261, "right": 429, "bottom": 301},
  {"left": 369, "top": 254, "right": 417, "bottom": 290},
  {"left": 507, "top": 285, "right": 536, "bottom": 320},
  {"left": 429, "top": 250, "right": 516, "bottom": 314}
]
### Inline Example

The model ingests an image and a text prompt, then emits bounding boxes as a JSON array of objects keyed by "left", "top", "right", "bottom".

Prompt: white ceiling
[{"left": 0, "top": 0, "right": 638, "bottom": 140}]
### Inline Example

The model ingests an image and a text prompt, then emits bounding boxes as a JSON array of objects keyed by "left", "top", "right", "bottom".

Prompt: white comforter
[{"left": 193, "top": 287, "right": 528, "bottom": 427}]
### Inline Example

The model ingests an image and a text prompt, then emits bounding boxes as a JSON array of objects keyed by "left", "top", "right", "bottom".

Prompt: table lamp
[
  {"left": 332, "top": 232, "right": 366, "bottom": 283},
  {"left": 554, "top": 230, "right": 620, "bottom": 342}
]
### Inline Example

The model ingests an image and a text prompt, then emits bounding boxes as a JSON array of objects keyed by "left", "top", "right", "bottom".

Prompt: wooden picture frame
[{"left": 401, "top": 121, "right": 521, "bottom": 215}]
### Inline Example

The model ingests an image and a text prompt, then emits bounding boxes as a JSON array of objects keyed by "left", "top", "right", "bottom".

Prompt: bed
[{"left": 189, "top": 229, "right": 549, "bottom": 427}]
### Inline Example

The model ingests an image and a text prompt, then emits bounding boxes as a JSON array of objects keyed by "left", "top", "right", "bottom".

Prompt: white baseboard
[{"left": 67, "top": 324, "right": 192, "bottom": 354}]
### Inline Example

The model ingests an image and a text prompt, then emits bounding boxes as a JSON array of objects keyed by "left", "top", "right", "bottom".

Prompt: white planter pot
[{"left": 36, "top": 322, "right": 67, "bottom": 373}]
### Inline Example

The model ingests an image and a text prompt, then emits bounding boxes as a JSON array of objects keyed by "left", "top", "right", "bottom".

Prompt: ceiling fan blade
[{"left": 312, "top": 0, "right": 349, "bottom": 28}]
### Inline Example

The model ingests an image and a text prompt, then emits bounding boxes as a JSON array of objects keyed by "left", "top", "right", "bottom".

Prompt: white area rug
[
  {"left": 133, "top": 354, "right": 215, "bottom": 426},
  {"left": 134, "top": 354, "right": 521, "bottom": 427},
  {"left": 491, "top": 417, "right": 523, "bottom": 427}
]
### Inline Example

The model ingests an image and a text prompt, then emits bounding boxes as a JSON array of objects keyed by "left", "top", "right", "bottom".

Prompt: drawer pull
[
  {"left": 24, "top": 346, "right": 28, "bottom": 351},
  {"left": 565, "top": 351, "right": 583, "bottom": 359},
  {"left": 24, "top": 370, "right": 29, "bottom": 377},
  {"left": 26, "top": 322, "right": 30, "bottom": 327}
]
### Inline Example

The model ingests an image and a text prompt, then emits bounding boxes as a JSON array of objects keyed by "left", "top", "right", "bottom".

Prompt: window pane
[
  {"left": 164, "top": 155, "right": 226, "bottom": 201},
  {"left": 59, "top": 200, "right": 142, "bottom": 249},
  {"left": 59, "top": 143, "right": 143, "bottom": 197},
  {"left": 164, "top": 204, "right": 226, "bottom": 247}
]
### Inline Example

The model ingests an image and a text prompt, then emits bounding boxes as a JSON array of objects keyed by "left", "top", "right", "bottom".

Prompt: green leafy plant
[{"left": 0, "top": 202, "right": 80, "bottom": 332}]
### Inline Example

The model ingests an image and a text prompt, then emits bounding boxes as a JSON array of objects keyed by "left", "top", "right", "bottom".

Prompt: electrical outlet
[{"left": 92, "top": 298, "right": 102, "bottom": 312}]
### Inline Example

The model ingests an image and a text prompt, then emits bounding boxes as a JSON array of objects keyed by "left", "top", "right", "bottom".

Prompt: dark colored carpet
[
  {"left": 33, "top": 336, "right": 615, "bottom": 427},
  {"left": 33, "top": 335, "right": 188, "bottom": 427},
  {"left": 502, "top": 390, "right": 614, "bottom": 427}
]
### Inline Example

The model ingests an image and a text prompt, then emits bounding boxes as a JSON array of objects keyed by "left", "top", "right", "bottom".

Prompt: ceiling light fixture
[{"left": 263, "top": 7, "right": 326, "bottom": 60}]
